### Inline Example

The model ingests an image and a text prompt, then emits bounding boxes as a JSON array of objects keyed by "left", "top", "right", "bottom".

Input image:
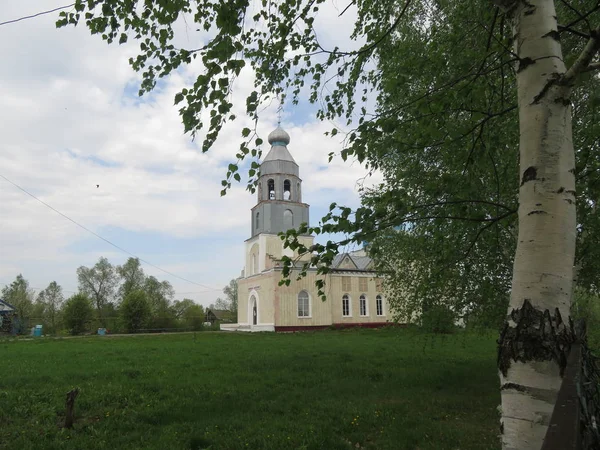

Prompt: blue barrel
[
  {"left": 33, "top": 325, "right": 43, "bottom": 337},
  {"left": 97, "top": 328, "right": 106, "bottom": 336}
]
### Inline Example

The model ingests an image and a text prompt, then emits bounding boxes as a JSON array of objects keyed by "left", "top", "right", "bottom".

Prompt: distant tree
[
  {"left": 143, "top": 276, "right": 174, "bottom": 314},
  {"left": 182, "top": 303, "right": 205, "bottom": 331},
  {"left": 1, "top": 275, "right": 34, "bottom": 325},
  {"left": 222, "top": 279, "right": 238, "bottom": 317},
  {"left": 211, "top": 279, "right": 239, "bottom": 318},
  {"left": 120, "top": 290, "right": 151, "bottom": 333},
  {"left": 63, "top": 293, "right": 94, "bottom": 336},
  {"left": 77, "top": 257, "right": 117, "bottom": 326},
  {"left": 116, "top": 257, "right": 145, "bottom": 301},
  {"left": 171, "top": 298, "right": 196, "bottom": 319},
  {"left": 36, "top": 281, "right": 64, "bottom": 333}
]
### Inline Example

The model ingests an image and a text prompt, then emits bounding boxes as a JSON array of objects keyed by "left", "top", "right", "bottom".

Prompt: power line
[
  {"left": 0, "top": 173, "right": 222, "bottom": 292},
  {"left": 0, "top": 3, "right": 75, "bottom": 27}
]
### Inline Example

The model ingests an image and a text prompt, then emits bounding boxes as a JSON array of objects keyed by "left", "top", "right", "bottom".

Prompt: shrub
[
  {"left": 421, "top": 305, "right": 456, "bottom": 334},
  {"left": 63, "top": 294, "right": 94, "bottom": 335},
  {"left": 120, "top": 290, "right": 151, "bottom": 333}
]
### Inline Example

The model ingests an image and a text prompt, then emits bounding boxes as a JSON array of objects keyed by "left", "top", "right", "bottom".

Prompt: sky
[{"left": 0, "top": 1, "right": 380, "bottom": 306}]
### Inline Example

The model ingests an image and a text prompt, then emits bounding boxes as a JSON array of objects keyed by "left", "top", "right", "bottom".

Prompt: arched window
[
  {"left": 268, "top": 179, "right": 275, "bottom": 199},
  {"left": 360, "top": 294, "right": 368, "bottom": 316},
  {"left": 342, "top": 294, "right": 350, "bottom": 317},
  {"left": 283, "top": 209, "right": 293, "bottom": 230},
  {"left": 255, "top": 212, "right": 260, "bottom": 231},
  {"left": 258, "top": 182, "right": 263, "bottom": 200},
  {"left": 376, "top": 295, "right": 384, "bottom": 316},
  {"left": 283, "top": 179, "right": 291, "bottom": 200},
  {"left": 298, "top": 290, "right": 310, "bottom": 317},
  {"left": 297, "top": 182, "right": 301, "bottom": 201}
]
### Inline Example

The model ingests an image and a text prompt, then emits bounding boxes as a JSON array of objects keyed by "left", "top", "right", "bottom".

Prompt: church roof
[
  {"left": 262, "top": 126, "right": 297, "bottom": 165},
  {"left": 331, "top": 252, "right": 373, "bottom": 271}
]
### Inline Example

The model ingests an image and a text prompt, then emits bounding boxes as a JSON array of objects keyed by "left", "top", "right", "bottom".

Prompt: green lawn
[{"left": 0, "top": 328, "right": 501, "bottom": 450}]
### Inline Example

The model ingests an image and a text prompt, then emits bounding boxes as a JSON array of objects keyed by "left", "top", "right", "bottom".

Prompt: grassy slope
[{"left": 0, "top": 329, "right": 500, "bottom": 450}]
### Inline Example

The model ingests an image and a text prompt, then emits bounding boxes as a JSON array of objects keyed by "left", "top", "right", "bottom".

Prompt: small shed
[
  {"left": 0, "top": 299, "right": 16, "bottom": 334},
  {"left": 205, "top": 309, "right": 235, "bottom": 325}
]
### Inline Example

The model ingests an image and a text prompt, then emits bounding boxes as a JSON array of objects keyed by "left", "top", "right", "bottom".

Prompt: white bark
[{"left": 500, "top": 1, "right": 577, "bottom": 449}]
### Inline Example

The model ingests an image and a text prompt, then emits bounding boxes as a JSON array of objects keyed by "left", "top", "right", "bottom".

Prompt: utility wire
[
  {"left": 0, "top": 3, "right": 75, "bottom": 27},
  {"left": 0, "top": 173, "right": 222, "bottom": 292}
]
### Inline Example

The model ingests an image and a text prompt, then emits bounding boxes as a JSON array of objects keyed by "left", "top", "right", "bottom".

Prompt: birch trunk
[{"left": 497, "top": 1, "right": 577, "bottom": 449}]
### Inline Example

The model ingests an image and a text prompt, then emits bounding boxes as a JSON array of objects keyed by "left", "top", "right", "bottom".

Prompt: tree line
[{"left": 0, "top": 257, "right": 237, "bottom": 335}]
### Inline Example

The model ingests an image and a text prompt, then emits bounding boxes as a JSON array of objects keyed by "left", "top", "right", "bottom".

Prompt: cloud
[{"left": 0, "top": 1, "right": 380, "bottom": 306}]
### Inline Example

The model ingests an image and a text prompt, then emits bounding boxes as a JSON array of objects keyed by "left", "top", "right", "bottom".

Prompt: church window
[
  {"left": 376, "top": 295, "right": 383, "bottom": 316},
  {"left": 298, "top": 290, "right": 310, "bottom": 317},
  {"left": 360, "top": 294, "right": 368, "bottom": 316},
  {"left": 255, "top": 212, "right": 260, "bottom": 231},
  {"left": 283, "top": 209, "right": 293, "bottom": 230},
  {"left": 358, "top": 277, "right": 368, "bottom": 291},
  {"left": 342, "top": 294, "right": 350, "bottom": 317},
  {"left": 283, "top": 179, "right": 291, "bottom": 200},
  {"left": 297, "top": 182, "right": 300, "bottom": 201},
  {"left": 341, "top": 277, "right": 352, "bottom": 291},
  {"left": 268, "top": 179, "right": 275, "bottom": 199}
]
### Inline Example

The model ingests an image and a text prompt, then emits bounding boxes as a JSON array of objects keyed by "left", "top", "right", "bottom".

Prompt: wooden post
[{"left": 64, "top": 388, "right": 79, "bottom": 429}]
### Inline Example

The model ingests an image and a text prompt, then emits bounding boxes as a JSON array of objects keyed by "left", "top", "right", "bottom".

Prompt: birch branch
[{"left": 563, "top": 28, "right": 600, "bottom": 84}]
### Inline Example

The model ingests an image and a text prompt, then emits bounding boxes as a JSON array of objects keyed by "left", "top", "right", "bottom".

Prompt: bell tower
[
  {"left": 244, "top": 126, "right": 312, "bottom": 278},
  {"left": 251, "top": 126, "right": 310, "bottom": 237}
]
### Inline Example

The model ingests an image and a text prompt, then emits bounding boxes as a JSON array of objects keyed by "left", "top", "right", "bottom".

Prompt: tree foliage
[
  {"left": 1, "top": 274, "right": 34, "bottom": 321},
  {"left": 117, "top": 257, "right": 146, "bottom": 300},
  {"left": 63, "top": 293, "right": 94, "bottom": 335},
  {"left": 36, "top": 281, "right": 64, "bottom": 333},
  {"left": 77, "top": 257, "right": 118, "bottom": 324},
  {"left": 120, "top": 290, "right": 152, "bottom": 333}
]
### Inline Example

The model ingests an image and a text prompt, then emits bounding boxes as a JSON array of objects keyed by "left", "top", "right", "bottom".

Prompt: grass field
[{"left": 0, "top": 328, "right": 501, "bottom": 450}]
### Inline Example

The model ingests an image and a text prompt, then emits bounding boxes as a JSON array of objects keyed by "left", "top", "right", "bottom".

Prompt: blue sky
[{"left": 0, "top": 1, "right": 378, "bottom": 305}]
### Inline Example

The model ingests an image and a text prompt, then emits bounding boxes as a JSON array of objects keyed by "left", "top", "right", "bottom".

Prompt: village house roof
[{"left": 0, "top": 299, "right": 15, "bottom": 314}]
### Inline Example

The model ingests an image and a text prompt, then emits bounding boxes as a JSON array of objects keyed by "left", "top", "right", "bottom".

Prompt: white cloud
[{"left": 0, "top": 1, "right": 380, "bottom": 306}]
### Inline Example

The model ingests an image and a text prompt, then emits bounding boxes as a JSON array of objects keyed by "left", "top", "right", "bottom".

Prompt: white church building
[{"left": 224, "top": 126, "right": 391, "bottom": 332}]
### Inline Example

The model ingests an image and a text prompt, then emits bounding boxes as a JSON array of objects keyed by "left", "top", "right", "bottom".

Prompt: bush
[
  {"left": 421, "top": 305, "right": 456, "bottom": 334},
  {"left": 63, "top": 294, "right": 94, "bottom": 335},
  {"left": 572, "top": 288, "right": 600, "bottom": 351},
  {"left": 120, "top": 290, "right": 151, "bottom": 333}
]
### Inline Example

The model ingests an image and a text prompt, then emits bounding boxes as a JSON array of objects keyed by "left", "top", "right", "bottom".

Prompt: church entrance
[{"left": 250, "top": 295, "right": 257, "bottom": 325}]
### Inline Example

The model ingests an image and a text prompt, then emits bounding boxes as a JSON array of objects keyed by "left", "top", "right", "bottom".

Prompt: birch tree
[
  {"left": 59, "top": 1, "right": 600, "bottom": 448},
  {"left": 77, "top": 256, "right": 118, "bottom": 325},
  {"left": 36, "top": 281, "right": 64, "bottom": 333}
]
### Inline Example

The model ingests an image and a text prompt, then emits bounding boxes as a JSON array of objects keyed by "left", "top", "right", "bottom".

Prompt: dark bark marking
[
  {"left": 532, "top": 73, "right": 561, "bottom": 104},
  {"left": 498, "top": 300, "right": 575, "bottom": 377},
  {"left": 518, "top": 57, "right": 535, "bottom": 73},
  {"left": 521, "top": 166, "right": 537, "bottom": 185},
  {"left": 557, "top": 187, "right": 565, "bottom": 193},
  {"left": 555, "top": 97, "right": 570, "bottom": 106},
  {"left": 536, "top": 203, "right": 542, "bottom": 206},
  {"left": 528, "top": 210, "right": 547, "bottom": 216},
  {"left": 542, "top": 29, "right": 561, "bottom": 41},
  {"left": 565, "top": 190, "right": 576, "bottom": 196},
  {"left": 569, "top": 168, "right": 575, "bottom": 174},
  {"left": 564, "top": 199, "right": 573, "bottom": 205},
  {"left": 502, "top": 383, "right": 559, "bottom": 404}
]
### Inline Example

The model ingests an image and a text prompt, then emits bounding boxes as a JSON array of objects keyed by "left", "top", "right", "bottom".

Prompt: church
[{"left": 223, "top": 126, "right": 390, "bottom": 332}]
